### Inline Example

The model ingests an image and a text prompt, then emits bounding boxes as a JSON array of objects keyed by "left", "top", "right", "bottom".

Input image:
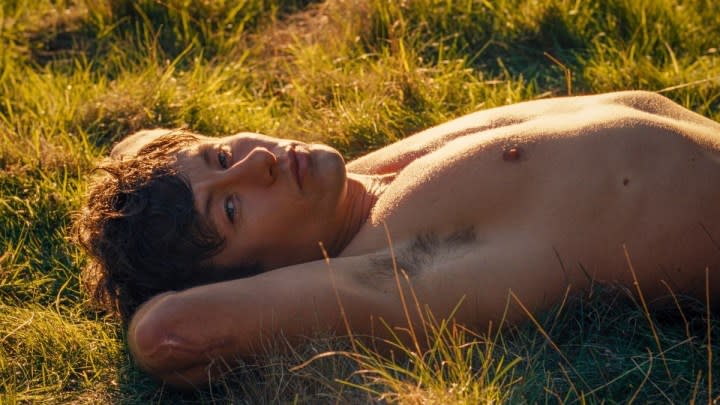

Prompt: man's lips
[{"left": 289, "top": 144, "right": 304, "bottom": 190}]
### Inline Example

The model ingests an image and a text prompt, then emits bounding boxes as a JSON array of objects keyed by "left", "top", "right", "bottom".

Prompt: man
[{"left": 76, "top": 91, "right": 720, "bottom": 388}]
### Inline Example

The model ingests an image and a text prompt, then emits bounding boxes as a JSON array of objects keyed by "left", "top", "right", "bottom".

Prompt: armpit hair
[{"left": 358, "top": 227, "right": 477, "bottom": 292}]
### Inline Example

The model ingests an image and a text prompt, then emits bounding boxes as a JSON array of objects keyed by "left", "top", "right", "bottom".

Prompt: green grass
[{"left": 1, "top": 0, "right": 719, "bottom": 402}]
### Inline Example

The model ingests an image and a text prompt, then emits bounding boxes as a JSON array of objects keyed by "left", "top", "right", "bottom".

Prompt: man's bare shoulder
[{"left": 345, "top": 91, "right": 686, "bottom": 175}]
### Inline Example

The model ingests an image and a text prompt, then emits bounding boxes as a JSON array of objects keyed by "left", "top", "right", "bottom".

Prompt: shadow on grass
[
  {"left": 506, "top": 284, "right": 719, "bottom": 403},
  {"left": 111, "top": 332, "right": 369, "bottom": 404},
  {"left": 15, "top": 0, "right": 325, "bottom": 69}
]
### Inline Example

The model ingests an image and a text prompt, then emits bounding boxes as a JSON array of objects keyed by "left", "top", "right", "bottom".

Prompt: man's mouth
[{"left": 289, "top": 144, "right": 303, "bottom": 190}]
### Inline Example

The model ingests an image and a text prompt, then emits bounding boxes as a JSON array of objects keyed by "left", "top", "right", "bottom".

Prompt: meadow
[{"left": 1, "top": 0, "right": 719, "bottom": 403}]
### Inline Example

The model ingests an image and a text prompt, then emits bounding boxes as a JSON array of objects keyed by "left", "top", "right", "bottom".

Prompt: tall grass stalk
[{"left": 1, "top": 0, "right": 719, "bottom": 402}]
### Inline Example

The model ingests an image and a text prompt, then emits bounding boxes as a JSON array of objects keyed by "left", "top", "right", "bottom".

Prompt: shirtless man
[{"left": 76, "top": 91, "right": 720, "bottom": 388}]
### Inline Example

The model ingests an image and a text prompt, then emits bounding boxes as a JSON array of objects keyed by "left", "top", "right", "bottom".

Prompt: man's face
[{"left": 174, "top": 132, "right": 349, "bottom": 271}]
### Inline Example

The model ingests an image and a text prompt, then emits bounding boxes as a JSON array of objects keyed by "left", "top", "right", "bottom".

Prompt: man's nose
[{"left": 217, "top": 147, "right": 277, "bottom": 188}]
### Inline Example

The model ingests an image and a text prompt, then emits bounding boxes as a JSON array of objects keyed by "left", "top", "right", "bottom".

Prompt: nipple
[{"left": 502, "top": 146, "right": 522, "bottom": 162}]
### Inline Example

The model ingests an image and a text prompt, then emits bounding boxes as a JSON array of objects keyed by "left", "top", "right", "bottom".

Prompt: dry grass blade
[
  {"left": 2, "top": 0, "right": 720, "bottom": 402},
  {"left": 622, "top": 245, "right": 673, "bottom": 381}
]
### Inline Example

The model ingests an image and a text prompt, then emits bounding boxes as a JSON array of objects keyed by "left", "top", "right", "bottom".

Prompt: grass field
[{"left": 1, "top": 0, "right": 719, "bottom": 403}]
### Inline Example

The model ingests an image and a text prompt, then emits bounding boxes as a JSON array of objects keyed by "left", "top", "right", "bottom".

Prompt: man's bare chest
[
  {"left": 341, "top": 133, "right": 529, "bottom": 257},
  {"left": 340, "top": 108, "right": 720, "bottom": 265}
]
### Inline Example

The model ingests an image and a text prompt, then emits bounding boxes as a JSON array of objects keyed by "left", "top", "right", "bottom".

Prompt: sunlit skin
[
  {"left": 173, "top": 133, "right": 377, "bottom": 270},
  {"left": 120, "top": 91, "right": 720, "bottom": 388}
]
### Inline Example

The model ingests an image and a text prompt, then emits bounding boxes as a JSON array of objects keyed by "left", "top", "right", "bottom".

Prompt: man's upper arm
[{"left": 127, "top": 254, "right": 401, "bottom": 388}]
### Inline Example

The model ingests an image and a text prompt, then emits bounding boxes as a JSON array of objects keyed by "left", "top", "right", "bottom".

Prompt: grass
[{"left": 1, "top": 0, "right": 719, "bottom": 402}]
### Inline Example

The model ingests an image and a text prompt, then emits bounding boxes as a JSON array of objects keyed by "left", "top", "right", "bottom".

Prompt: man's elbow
[{"left": 128, "top": 292, "right": 211, "bottom": 389}]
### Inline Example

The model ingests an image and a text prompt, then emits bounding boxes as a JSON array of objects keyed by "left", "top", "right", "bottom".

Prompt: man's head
[
  {"left": 175, "top": 131, "right": 350, "bottom": 270},
  {"left": 75, "top": 129, "right": 349, "bottom": 321}
]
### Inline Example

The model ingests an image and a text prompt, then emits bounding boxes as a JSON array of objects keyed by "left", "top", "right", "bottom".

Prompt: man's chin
[
  {"left": 310, "top": 143, "right": 345, "bottom": 162},
  {"left": 309, "top": 144, "right": 347, "bottom": 183}
]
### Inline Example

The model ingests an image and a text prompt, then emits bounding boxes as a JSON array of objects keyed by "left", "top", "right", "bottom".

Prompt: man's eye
[
  {"left": 225, "top": 197, "right": 236, "bottom": 223},
  {"left": 218, "top": 149, "right": 231, "bottom": 169}
]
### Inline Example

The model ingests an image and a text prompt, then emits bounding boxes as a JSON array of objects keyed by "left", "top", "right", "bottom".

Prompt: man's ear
[{"left": 110, "top": 129, "right": 174, "bottom": 160}]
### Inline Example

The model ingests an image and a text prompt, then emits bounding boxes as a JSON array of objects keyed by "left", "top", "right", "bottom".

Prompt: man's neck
[{"left": 326, "top": 173, "right": 394, "bottom": 257}]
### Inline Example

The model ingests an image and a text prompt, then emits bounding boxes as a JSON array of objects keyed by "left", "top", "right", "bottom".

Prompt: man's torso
[{"left": 341, "top": 92, "right": 720, "bottom": 321}]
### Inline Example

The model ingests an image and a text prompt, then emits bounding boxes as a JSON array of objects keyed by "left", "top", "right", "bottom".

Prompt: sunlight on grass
[
  {"left": 0, "top": 304, "right": 121, "bottom": 403},
  {"left": 1, "top": 0, "right": 719, "bottom": 402},
  {"left": 335, "top": 314, "right": 521, "bottom": 404}
]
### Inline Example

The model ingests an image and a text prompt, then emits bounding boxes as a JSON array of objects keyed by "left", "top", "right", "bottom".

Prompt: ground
[{"left": 1, "top": 0, "right": 719, "bottom": 403}]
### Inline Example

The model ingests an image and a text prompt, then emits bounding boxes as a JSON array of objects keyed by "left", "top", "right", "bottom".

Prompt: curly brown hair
[{"left": 74, "top": 132, "right": 261, "bottom": 322}]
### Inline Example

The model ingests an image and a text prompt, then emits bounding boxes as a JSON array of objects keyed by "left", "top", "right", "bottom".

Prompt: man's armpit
[
  {"left": 355, "top": 227, "right": 477, "bottom": 292},
  {"left": 357, "top": 253, "right": 419, "bottom": 293}
]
